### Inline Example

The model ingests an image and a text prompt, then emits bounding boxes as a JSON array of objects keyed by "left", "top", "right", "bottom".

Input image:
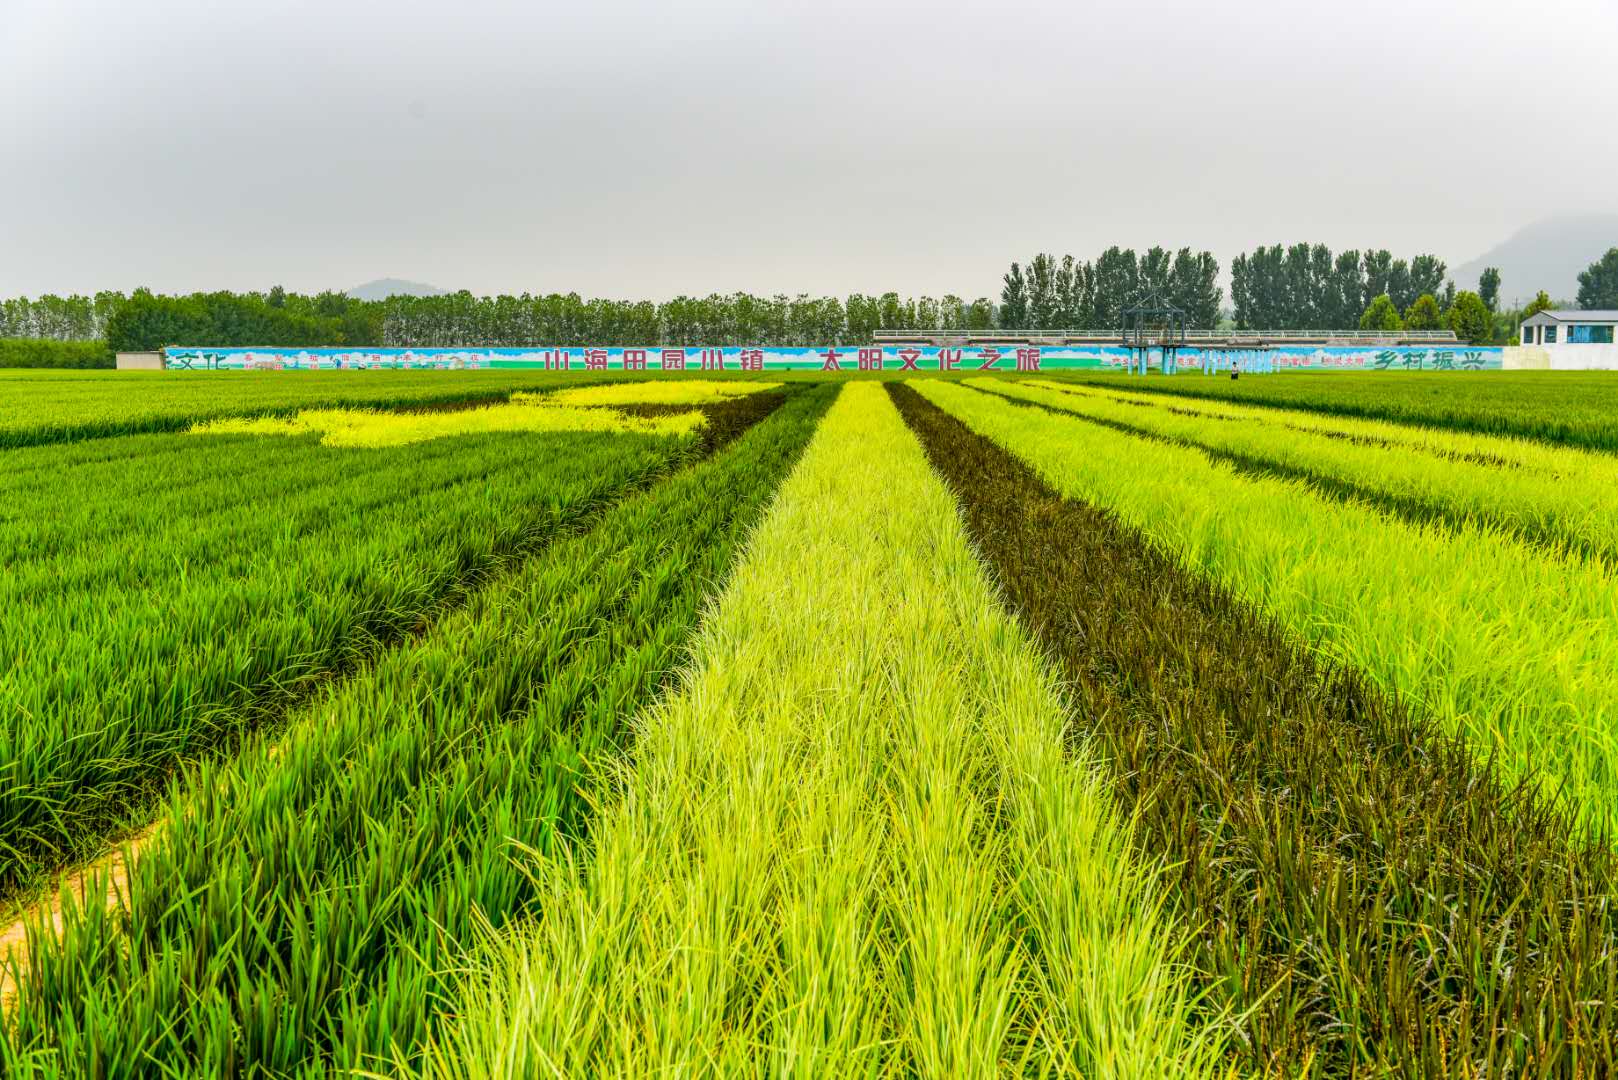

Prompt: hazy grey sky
[{"left": 4, "top": 0, "right": 1616, "bottom": 300}]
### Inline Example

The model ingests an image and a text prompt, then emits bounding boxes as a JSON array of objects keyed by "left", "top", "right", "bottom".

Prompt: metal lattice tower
[{"left": 1120, "top": 291, "right": 1188, "bottom": 375}]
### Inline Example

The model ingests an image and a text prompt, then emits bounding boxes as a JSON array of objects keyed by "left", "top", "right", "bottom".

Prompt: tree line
[
  {"left": 378, "top": 291, "right": 999, "bottom": 348},
  {"left": 4, "top": 246, "right": 1614, "bottom": 356},
  {"left": 1230, "top": 245, "right": 1452, "bottom": 330},
  {"left": 2, "top": 289, "right": 1000, "bottom": 351},
  {"left": 997, "top": 248, "right": 1222, "bottom": 331}
]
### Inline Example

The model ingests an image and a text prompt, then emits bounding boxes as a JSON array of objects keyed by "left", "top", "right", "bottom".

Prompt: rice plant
[
  {"left": 527, "top": 380, "right": 781, "bottom": 407},
  {"left": 892, "top": 381, "right": 1618, "bottom": 1076},
  {"left": 1046, "top": 370, "right": 1618, "bottom": 454},
  {"left": 991, "top": 377, "right": 1618, "bottom": 565},
  {"left": 1, "top": 387, "right": 830, "bottom": 1075},
  {"left": 0, "top": 369, "right": 627, "bottom": 448},
  {"left": 915, "top": 379, "right": 1618, "bottom": 833},
  {"left": 422, "top": 382, "right": 1219, "bottom": 1078},
  {"left": 188, "top": 401, "right": 707, "bottom": 447}
]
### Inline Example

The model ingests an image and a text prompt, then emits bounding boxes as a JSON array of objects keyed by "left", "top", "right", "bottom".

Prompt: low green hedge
[{"left": 0, "top": 338, "right": 116, "bottom": 369}]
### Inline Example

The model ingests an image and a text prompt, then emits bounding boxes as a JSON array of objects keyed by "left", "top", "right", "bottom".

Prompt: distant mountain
[
  {"left": 346, "top": 278, "right": 447, "bottom": 300},
  {"left": 1454, "top": 215, "right": 1618, "bottom": 306}
]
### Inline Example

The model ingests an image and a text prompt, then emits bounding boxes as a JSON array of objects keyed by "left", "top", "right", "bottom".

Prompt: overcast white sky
[{"left": 3, "top": 0, "right": 1615, "bottom": 300}]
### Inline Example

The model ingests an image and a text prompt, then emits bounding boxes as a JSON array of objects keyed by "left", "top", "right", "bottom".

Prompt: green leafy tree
[
  {"left": 1408, "top": 255, "right": 1447, "bottom": 303},
  {"left": 105, "top": 292, "right": 214, "bottom": 352},
  {"left": 1328, "top": 249, "right": 1363, "bottom": 329},
  {"left": 1138, "top": 246, "right": 1173, "bottom": 299},
  {"left": 1053, "top": 256, "right": 1079, "bottom": 328},
  {"left": 1386, "top": 260, "right": 1414, "bottom": 312},
  {"left": 1091, "top": 247, "right": 1140, "bottom": 329},
  {"left": 1402, "top": 294, "right": 1443, "bottom": 331},
  {"left": 1446, "top": 290, "right": 1492, "bottom": 345},
  {"left": 1170, "top": 248, "right": 1223, "bottom": 329},
  {"left": 1478, "top": 268, "right": 1501, "bottom": 312},
  {"left": 1576, "top": 248, "right": 1618, "bottom": 309},
  {"left": 966, "top": 298, "right": 995, "bottom": 331},
  {"left": 1361, "top": 250, "right": 1395, "bottom": 311},
  {"left": 1525, "top": 290, "right": 1555, "bottom": 318},
  {"left": 1359, "top": 294, "right": 1403, "bottom": 332},
  {"left": 1025, "top": 253, "right": 1058, "bottom": 330},
  {"left": 1229, "top": 253, "right": 1253, "bottom": 329},
  {"left": 999, "top": 263, "right": 1029, "bottom": 330}
]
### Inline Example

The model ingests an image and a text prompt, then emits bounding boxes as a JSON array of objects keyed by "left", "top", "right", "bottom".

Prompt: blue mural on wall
[{"left": 161, "top": 344, "right": 1505, "bottom": 373}]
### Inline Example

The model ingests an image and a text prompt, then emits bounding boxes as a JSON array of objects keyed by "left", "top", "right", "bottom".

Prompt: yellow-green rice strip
[
  {"left": 921, "top": 378, "right": 1618, "bottom": 834},
  {"left": 188, "top": 403, "right": 705, "bottom": 447},
  {"left": 1009, "top": 378, "right": 1618, "bottom": 564},
  {"left": 424, "top": 382, "right": 1218, "bottom": 1078},
  {"left": 518, "top": 380, "right": 782, "bottom": 407},
  {"left": 1030, "top": 377, "right": 1618, "bottom": 480}
]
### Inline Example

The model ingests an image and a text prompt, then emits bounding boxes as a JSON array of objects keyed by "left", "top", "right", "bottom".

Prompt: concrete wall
[
  {"left": 1502, "top": 346, "right": 1551, "bottom": 370},
  {"left": 1503, "top": 344, "right": 1618, "bottom": 371},
  {"left": 115, "top": 352, "right": 164, "bottom": 370},
  {"left": 1550, "top": 344, "right": 1618, "bottom": 370}
]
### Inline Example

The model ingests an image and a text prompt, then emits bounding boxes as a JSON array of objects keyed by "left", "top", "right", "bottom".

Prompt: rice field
[{"left": 2, "top": 369, "right": 1616, "bottom": 1076}]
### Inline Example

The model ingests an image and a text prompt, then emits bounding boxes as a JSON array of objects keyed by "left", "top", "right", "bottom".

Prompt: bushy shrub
[{"left": 0, "top": 338, "right": 115, "bottom": 369}]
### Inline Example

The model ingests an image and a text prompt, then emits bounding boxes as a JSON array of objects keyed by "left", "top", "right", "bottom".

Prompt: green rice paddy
[{"left": 3, "top": 369, "right": 1615, "bottom": 1076}]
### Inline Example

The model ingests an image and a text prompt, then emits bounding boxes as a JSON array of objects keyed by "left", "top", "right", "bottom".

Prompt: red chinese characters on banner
[
  {"left": 976, "top": 347, "right": 1002, "bottom": 370},
  {"left": 897, "top": 348, "right": 922, "bottom": 371},
  {"left": 857, "top": 347, "right": 883, "bottom": 371},
  {"left": 1015, "top": 347, "right": 1041, "bottom": 372},
  {"left": 623, "top": 348, "right": 648, "bottom": 371},
  {"left": 700, "top": 348, "right": 724, "bottom": 370},
  {"left": 739, "top": 348, "right": 764, "bottom": 371},
  {"left": 584, "top": 348, "right": 609, "bottom": 371},
  {"left": 820, "top": 348, "right": 843, "bottom": 372},
  {"left": 661, "top": 348, "right": 687, "bottom": 371},
  {"left": 545, "top": 349, "right": 571, "bottom": 371},
  {"left": 939, "top": 348, "right": 962, "bottom": 372}
]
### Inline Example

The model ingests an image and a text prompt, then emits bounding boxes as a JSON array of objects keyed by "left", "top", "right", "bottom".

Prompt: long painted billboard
[{"left": 161, "top": 344, "right": 1504, "bottom": 373}]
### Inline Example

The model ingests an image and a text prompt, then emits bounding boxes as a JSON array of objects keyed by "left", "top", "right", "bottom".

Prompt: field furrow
[{"left": 891, "top": 381, "right": 1618, "bottom": 1075}]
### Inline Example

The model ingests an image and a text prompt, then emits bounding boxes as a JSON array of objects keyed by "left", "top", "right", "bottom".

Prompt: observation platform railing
[{"left": 871, "top": 329, "right": 1459, "bottom": 347}]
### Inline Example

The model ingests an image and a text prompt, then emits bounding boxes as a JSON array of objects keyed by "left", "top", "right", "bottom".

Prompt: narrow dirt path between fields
[{"left": 0, "top": 825, "right": 160, "bottom": 1012}]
